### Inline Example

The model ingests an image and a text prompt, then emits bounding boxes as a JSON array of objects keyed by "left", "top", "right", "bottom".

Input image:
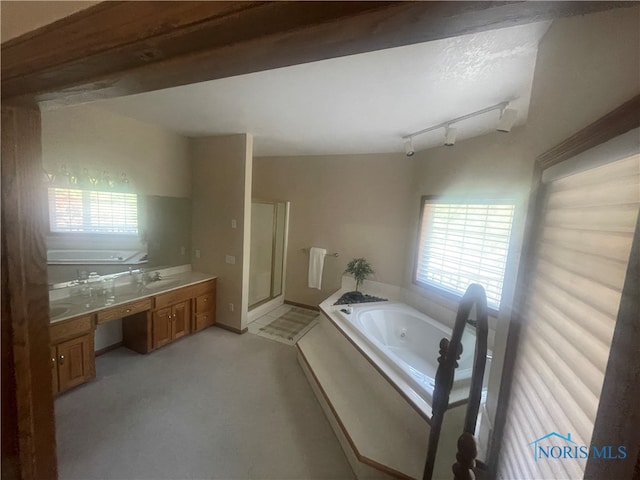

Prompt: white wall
[
  {"left": 191, "top": 134, "right": 253, "bottom": 331},
  {"left": 253, "top": 153, "right": 414, "bottom": 307},
  {"left": 0, "top": 1, "right": 99, "bottom": 43},
  {"left": 526, "top": 6, "right": 640, "bottom": 159},
  {"left": 42, "top": 104, "right": 191, "bottom": 197}
]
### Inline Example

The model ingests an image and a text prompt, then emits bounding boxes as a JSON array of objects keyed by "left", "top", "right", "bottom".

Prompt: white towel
[{"left": 308, "top": 247, "right": 326, "bottom": 289}]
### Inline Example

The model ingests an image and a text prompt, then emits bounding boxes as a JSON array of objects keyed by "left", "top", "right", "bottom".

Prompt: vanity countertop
[{"left": 49, "top": 270, "right": 217, "bottom": 324}]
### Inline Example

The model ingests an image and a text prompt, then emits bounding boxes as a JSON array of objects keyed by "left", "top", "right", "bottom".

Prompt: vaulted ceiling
[{"left": 94, "top": 21, "right": 550, "bottom": 157}]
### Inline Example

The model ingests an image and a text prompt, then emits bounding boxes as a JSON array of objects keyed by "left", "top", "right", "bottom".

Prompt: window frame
[{"left": 412, "top": 194, "right": 516, "bottom": 315}]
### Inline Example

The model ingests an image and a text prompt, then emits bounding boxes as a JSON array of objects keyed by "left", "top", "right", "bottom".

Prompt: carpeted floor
[{"left": 55, "top": 327, "right": 353, "bottom": 479}]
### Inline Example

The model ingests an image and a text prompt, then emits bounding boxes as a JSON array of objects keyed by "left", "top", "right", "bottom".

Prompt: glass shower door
[{"left": 249, "top": 200, "right": 288, "bottom": 310}]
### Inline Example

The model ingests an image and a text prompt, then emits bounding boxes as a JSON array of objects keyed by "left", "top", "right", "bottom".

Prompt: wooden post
[
  {"left": 452, "top": 432, "right": 477, "bottom": 480},
  {"left": 1, "top": 105, "right": 57, "bottom": 479}
]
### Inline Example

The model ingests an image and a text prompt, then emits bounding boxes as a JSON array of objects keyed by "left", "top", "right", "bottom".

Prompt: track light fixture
[
  {"left": 444, "top": 125, "right": 457, "bottom": 147},
  {"left": 404, "top": 138, "right": 415, "bottom": 157},
  {"left": 497, "top": 106, "right": 518, "bottom": 133},
  {"left": 402, "top": 100, "right": 517, "bottom": 154}
]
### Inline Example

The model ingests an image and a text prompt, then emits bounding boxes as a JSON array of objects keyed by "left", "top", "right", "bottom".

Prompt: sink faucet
[{"left": 140, "top": 270, "right": 161, "bottom": 284}]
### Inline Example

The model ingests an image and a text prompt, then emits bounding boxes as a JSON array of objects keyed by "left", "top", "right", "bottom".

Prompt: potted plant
[{"left": 344, "top": 257, "right": 374, "bottom": 292}]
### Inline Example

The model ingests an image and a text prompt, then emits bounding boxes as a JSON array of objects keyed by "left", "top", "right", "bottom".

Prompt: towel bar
[{"left": 302, "top": 248, "right": 339, "bottom": 257}]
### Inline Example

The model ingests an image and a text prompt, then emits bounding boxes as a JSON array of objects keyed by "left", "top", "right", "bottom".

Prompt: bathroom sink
[
  {"left": 50, "top": 304, "right": 73, "bottom": 320},
  {"left": 144, "top": 279, "right": 180, "bottom": 291}
]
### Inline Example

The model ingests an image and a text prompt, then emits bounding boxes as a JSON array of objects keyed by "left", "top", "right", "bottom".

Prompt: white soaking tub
[{"left": 342, "top": 302, "right": 481, "bottom": 405}]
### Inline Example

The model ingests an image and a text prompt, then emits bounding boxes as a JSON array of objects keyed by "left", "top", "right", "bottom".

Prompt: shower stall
[{"left": 248, "top": 200, "right": 289, "bottom": 312}]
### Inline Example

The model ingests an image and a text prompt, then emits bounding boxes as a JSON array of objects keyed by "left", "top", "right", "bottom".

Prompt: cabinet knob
[
  {"left": 59, "top": 355, "right": 65, "bottom": 365},
  {"left": 204, "top": 298, "right": 207, "bottom": 303},
  {"left": 126, "top": 308, "right": 132, "bottom": 313},
  {"left": 51, "top": 357, "right": 56, "bottom": 367}
]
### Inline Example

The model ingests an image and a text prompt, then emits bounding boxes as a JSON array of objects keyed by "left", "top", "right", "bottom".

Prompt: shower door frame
[{"left": 249, "top": 199, "right": 289, "bottom": 311}]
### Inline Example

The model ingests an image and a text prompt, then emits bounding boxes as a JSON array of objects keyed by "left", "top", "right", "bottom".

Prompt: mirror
[{"left": 47, "top": 194, "right": 192, "bottom": 285}]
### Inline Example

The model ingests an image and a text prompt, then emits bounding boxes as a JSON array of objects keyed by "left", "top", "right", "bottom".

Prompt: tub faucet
[{"left": 340, "top": 305, "right": 352, "bottom": 315}]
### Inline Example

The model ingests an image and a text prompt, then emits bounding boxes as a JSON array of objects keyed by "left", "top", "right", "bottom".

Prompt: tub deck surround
[
  {"left": 297, "top": 280, "right": 492, "bottom": 479},
  {"left": 298, "top": 310, "right": 467, "bottom": 480},
  {"left": 49, "top": 266, "right": 216, "bottom": 323},
  {"left": 297, "top": 318, "right": 429, "bottom": 479}
]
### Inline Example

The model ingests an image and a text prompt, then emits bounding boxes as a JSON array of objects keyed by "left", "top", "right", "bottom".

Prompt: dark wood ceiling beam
[
  {"left": 2, "top": 1, "right": 627, "bottom": 107},
  {"left": 1, "top": 1, "right": 266, "bottom": 79},
  {"left": 1, "top": 1, "right": 396, "bottom": 103}
]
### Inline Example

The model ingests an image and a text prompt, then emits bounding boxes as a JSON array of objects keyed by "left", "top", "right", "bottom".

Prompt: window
[
  {"left": 48, "top": 187, "right": 138, "bottom": 235},
  {"left": 497, "top": 151, "right": 639, "bottom": 480},
  {"left": 414, "top": 197, "right": 515, "bottom": 310}
]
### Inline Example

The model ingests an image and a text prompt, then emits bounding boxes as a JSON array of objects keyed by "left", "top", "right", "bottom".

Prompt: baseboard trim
[
  {"left": 284, "top": 300, "right": 320, "bottom": 311},
  {"left": 215, "top": 323, "right": 248, "bottom": 335},
  {"left": 95, "top": 342, "right": 123, "bottom": 356}
]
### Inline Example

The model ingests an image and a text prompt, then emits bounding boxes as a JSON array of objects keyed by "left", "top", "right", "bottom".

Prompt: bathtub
[
  {"left": 335, "top": 302, "right": 485, "bottom": 406},
  {"left": 300, "top": 295, "right": 484, "bottom": 478}
]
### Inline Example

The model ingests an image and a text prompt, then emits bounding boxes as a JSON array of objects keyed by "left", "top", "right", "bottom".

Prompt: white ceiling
[{"left": 96, "top": 21, "right": 551, "bottom": 157}]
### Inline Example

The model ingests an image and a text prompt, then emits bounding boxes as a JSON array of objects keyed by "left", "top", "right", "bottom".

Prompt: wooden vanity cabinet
[
  {"left": 49, "top": 314, "right": 95, "bottom": 395},
  {"left": 193, "top": 280, "right": 216, "bottom": 332},
  {"left": 151, "top": 300, "right": 190, "bottom": 350},
  {"left": 96, "top": 297, "right": 152, "bottom": 324},
  {"left": 50, "top": 345, "right": 58, "bottom": 394},
  {"left": 122, "top": 278, "right": 217, "bottom": 353},
  {"left": 152, "top": 307, "right": 172, "bottom": 349}
]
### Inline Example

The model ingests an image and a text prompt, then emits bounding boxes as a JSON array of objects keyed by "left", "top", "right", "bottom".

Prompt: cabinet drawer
[
  {"left": 191, "top": 279, "right": 216, "bottom": 298},
  {"left": 196, "top": 293, "right": 214, "bottom": 314},
  {"left": 194, "top": 312, "right": 214, "bottom": 332},
  {"left": 154, "top": 280, "right": 216, "bottom": 309},
  {"left": 50, "top": 314, "right": 93, "bottom": 344},
  {"left": 96, "top": 298, "right": 152, "bottom": 324},
  {"left": 154, "top": 285, "right": 196, "bottom": 309}
]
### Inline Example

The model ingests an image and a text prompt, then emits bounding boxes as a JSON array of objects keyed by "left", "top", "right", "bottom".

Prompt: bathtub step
[{"left": 297, "top": 317, "right": 428, "bottom": 479}]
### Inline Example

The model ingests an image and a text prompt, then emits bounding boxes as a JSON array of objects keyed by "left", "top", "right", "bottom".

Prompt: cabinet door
[
  {"left": 172, "top": 301, "right": 190, "bottom": 340},
  {"left": 152, "top": 307, "right": 172, "bottom": 349},
  {"left": 57, "top": 334, "right": 92, "bottom": 393},
  {"left": 51, "top": 345, "right": 59, "bottom": 395}
]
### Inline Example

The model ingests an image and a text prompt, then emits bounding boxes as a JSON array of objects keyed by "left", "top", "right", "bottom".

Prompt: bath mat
[{"left": 258, "top": 308, "right": 319, "bottom": 345}]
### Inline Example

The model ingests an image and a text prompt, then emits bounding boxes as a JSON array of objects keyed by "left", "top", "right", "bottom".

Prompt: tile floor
[{"left": 248, "top": 304, "right": 319, "bottom": 345}]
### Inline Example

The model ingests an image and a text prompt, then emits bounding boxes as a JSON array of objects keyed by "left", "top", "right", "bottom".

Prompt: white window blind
[
  {"left": 497, "top": 154, "right": 640, "bottom": 479},
  {"left": 48, "top": 187, "right": 138, "bottom": 235},
  {"left": 415, "top": 200, "right": 515, "bottom": 310}
]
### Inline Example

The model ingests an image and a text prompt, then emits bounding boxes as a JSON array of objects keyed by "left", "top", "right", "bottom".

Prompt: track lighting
[
  {"left": 401, "top": 100, "right": 517, "bottom": 153},
  {"left": 444, "top": 126, "right": 457, "bottom": 147},
  {"left": 404, "top": 138, "right": 415, "bottom": 157},
  {"left": 497, "top": 106, "right": 518, "bottom": 133}
]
